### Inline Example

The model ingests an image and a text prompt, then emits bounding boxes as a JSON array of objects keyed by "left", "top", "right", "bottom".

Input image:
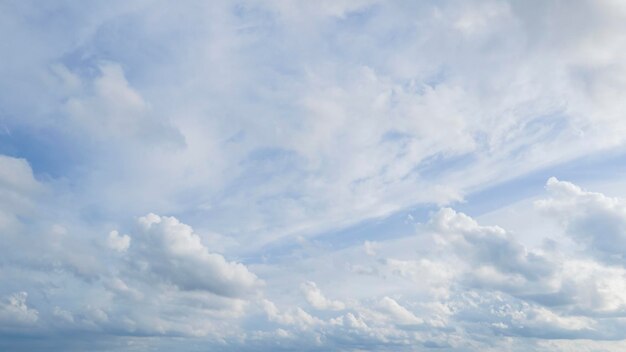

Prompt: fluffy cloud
[
  {"left": 261, "top": 299, "right": 321, "bottom": 328},
  {"left": 0, "top": 155, "right": 42, "bottom": 229},
  {"left": 452, "top": 291, "right": 598, "bottom": 340},
  {"left": 537, "top": 177, "right": 626, "bottom": 264},
  {"left": 106, "top": 230, "right": 130, "bottom": 252},
  {"left": 128, "top": 213, "right": 260, "bottom": 297},
  {"left": 4, "top": 155, "right": 626, "bottom": 350},
  {"left": 0, "top": 155, "right": 105, "bottom": 280},
  {"left": 430, "top": 207, "right": 555, "bottom": 288},
  {"left": 0, "top": 161, "right": 261, "bottom": 340},
  {"left": 4, "top": 0, "right": 626, "bottom": 350},
  {"left": 244, "top": 180, "right": 626, "bottom": 347},
  {"left": 0, "top": 292, "right": 38, "bottom": 328},
  {"left": 377, "top": 296, "right": 423, "bottom": 326},
  {"left": 300, "top": 281, "right": 345, "bottom": 311},
  {"left": 557, "top": 259, "right": 626, "bottom": 315}
]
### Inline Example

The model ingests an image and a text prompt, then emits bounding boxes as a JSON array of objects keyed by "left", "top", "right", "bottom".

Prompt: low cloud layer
[{"left": 3, "top": 165, "right": 626, "bottom": 350}]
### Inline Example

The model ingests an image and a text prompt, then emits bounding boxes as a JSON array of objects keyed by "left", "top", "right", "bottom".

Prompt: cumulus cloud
[
  {"left": 557, "top": 259, "right": 626, "bottom": 315},
  {"left": 128, "top": 213, "right": 260, "bottom": 298},
  {"left": 0, "top": 164, "right": 261, "bottom": 339},
  {"left": 377, "top": 296, "right": 423, "bottom": 326},
  {"left": 5, "top": 0, "right": 626, "bottom": 351},
  {"left": 261, "top": 299, "right": 321, "bottom": 328},
  {"left": 0, "top": 292, "right": 38, "bottom": 328},
  {"left": 537, "top": 177, "right": 626, "bottom": 264},
  {"left": 300, "top": 281, "right": 345, "bottom": 311},
  {"left": 0, "top": 155, "right": 105, "bottom": 280},
  {"left": 241, "top": 185, "right": 626, "bottom": 347},
  {"left": 0, "top": 155, "right": 42, "bottom": 227},
  {"left": 430, "top": 207, "right": 555, "bottom": 287},
  {"left": 106, "top": 230, "right": 130, "bottom": 252},
  {"left": 453, "top": 291, "right": 598, "bottom": 340},
  {"left": 377, "top": 258, "right": 454, "bottom": 299}
]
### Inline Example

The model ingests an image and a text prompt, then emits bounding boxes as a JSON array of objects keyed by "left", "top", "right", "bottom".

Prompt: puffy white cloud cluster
[
  {"left": 0, "top": 292, "right": 38, "bottom": 328},
  {"left": 300, "top": 281, "right": 345, "bottom": 311},
  {"left": 4, "top": 155, "right": 626, "bottom": 350},
  {"left": 237, "top": 178, "right": 626, "bottom": 350},
  {"left": 129, "top": 213, "right": 260, "bottom": 297},
  {"left": 0, "top": 155, "right": 261, "bottom": 343},
  {"left": 0, "top": 155, "right": 42, "bottom": 231},
  {"left": 430, "top": 207, "right": 555, "bottom": 285},
  {"left": 538, "top": 177, "right": 626, "bottom": 264},
  {"left": 106, "top": 230, "right": 130, "bottom": 252},
  {"left": 3, "top": 0, "right": 626, "bottom": 350}
]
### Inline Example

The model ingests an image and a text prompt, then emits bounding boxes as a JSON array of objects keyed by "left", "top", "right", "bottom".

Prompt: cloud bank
[{"left": 3, "top": 1, "right": 626, "bottom": 351}]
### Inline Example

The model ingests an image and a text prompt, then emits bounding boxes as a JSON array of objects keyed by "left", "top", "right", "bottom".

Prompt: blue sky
[{"left": 3, "top": 1, "right": 626, "bottom": 351}]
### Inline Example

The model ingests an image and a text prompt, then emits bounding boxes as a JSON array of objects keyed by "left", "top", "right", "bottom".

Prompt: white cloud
[
  {"left": 64, "top": 62, "right": 183, "bottom": 145},
  {"left": 430, "top": 207, "right": 555, "bottom": 287},
  {"left": 363, "top": 240, "right": 377, "bottom": 256},
  {"left": 5, "top": 1, "right": 626, "bottom": 350},
  {"left": 0, "top": 292, "right": 38, "bottom": 327},
  {"left": 378, "top": 296, "right": 423, "bottom": 326},
  {"left": 0, "top": 155, "right": 42, "bottom": 225},
  {"left": 261, "top": 299, "right": 321, "bottom": 328},
  {"left": 106, "top": 230, "right": 130, "bottom": 252},
  {"left": 245, "top": 190, "right": 626, "bottom": 345},
  {"left": 130, "top": 213, "right": 260, "bottom": 297},
  {"left": 558, "top": 259, "right": 626, "bottom": 315},
  {"left": 300, "top": 281, "right": 345, "bottom": 311},
  {"left": 331, "top": 312, "right": 368, "bottom": 330},
  {"left": 7, "top": 0, "right": 626, "bottom": 250},
  {"left": 537, "top": 177, "right": 626, "bottom": 264},
  {"left": 52, "top": 306, "right": 74, "bottom": 324}
]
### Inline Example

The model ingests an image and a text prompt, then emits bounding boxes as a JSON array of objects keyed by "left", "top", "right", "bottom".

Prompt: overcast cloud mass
[{"left": 4, "top": 1, "right": 626, "bottom": 351}]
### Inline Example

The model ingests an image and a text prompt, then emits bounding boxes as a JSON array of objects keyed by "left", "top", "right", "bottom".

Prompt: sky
[{"left": 3, "top": 0, "right": 626, "bottom": 351}]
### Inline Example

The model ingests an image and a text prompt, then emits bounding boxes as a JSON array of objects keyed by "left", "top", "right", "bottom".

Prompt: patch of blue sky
[
  {"left": 380, "top": 129, "right": 412, "bottom": 143},
  {"left": 457, "top": 145, "right": 626, "bottom": 218},
  {"left": 0, "top": 124, "right": 83, "bottom": 180},
  {"left": 414, "top": 151, "right": 476, "bottom": 180},
  {"left": 238, "top": 147, "right": 303, "bottom": 180},
  {"left": 245, "top": 206, "right": 426, "bottom": 264},
  {"left": 252, "top": 141, "right": 626, "bottom": 264},
  {"left": 67, "top": 23, "right": 176, "bottom": 84},
  {"left": 503, "top": 112, "right": 570, "bottom": 158}
]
